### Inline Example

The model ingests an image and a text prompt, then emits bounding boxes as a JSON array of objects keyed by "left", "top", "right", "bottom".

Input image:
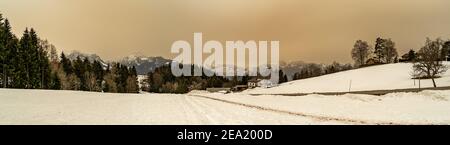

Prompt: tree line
[
  {"left": 351, "top": 37, "right": 450, "bottom": 66},
  {"left": 351, "top": 37, "right": 400, "bottom": 67},
  {"left": 141, "top": 64, "right": 274, "bottom": 94},
  {"left": 292, "top": 62, "right": 353, "bottom": 81},
  {"left": 352, "top": 37, "right": 450, "bottom": 87},
  {"left": 0, "top": 13, "right": 138, "bottom": 93}
]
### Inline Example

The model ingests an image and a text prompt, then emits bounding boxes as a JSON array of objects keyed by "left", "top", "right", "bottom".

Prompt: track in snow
[
  {"left": 188, "top": 94, "right": 404, "bottom": 125},
  {"left": 0, "top": 89, "right": 345, "bottom": 125}
]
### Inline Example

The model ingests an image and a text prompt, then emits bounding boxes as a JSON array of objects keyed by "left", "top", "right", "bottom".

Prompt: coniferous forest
[
  {"left": 0, "top": 13, "right": 139, "bottom": 93},
  {"left": 0, "top": 13, "right": 257, "bottom": 94}
]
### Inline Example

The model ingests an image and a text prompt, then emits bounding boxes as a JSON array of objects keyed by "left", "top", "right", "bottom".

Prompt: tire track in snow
[
  {"left": 183, "top": 95, "right": 220, "bottom": 124},
  {"left": 188, "top": 94, "right": 404, "bottom": 125},
  {"left": 177, "top": 95, "right": 206, "bottom": 124},
  {"left": 187, "top": 95, "right": 239, "bottom": 124},
  {"left": 188, "top": 95, "right": 310, "bottom": 124}
]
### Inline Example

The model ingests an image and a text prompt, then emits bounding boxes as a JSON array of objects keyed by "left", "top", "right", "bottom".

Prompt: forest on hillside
[{"left": 0, "top": 13, "right": 139, "bottom": 93}]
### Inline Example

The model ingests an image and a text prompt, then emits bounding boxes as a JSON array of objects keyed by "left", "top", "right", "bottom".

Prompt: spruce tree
[
  {"left": 407, "top": 49, "right": 417, "bottom": 62},
  {"left": 92, "top": 60, "right": 104, "bottom": 88},
  {"left": 117, "top": 64, "right": 129, "bottom": 93},
  {"left": 49, "top": 72, "right": 61, "bottom": 90},
  {"left": 0, "top": 15, "right": 5, "bottom": 87},
  {"left": 4, "top": 20, "right": 20, "bottom": 88},
  {"left": 28, "top": 28, "right": 41, "bottom": 88},
  {"left": 374, "top": 37, "right": 385, "bottom": 63},
  {"left": 278, "top": 70, "right": 288, "bottom": 84},
  {"left": 81, "top": 57, "right": 91, "bottom": 91},
  {"left": 60, "top": 52, "right": 73, "bottom": 74},
  {"left": 0, "top": 18, "right": 16, "bottom": 87},
  {"left": 73, "top": 56, "right": 83, "bottom": 77},
  {"left": 17, "top": 28, "right": 32, "bottom": 88},
  {"left": 443, "top": 41, "right": 450, "bottom": 61},
  {"left": 73, "top": 56, "right": 87, "bottom": 90},
  {"left": 128, "top": 66, "right": 139, "bottom": 93}
]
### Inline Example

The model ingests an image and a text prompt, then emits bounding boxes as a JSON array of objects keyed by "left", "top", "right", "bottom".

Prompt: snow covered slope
[
  {"left": 194, "top": 91, "right": 450, "bottom": 125},
  {"left": 248, "top": 63, "right": 450, "bottom": 94}
]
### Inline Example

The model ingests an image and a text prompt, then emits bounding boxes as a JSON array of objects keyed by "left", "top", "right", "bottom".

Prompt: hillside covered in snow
[{"left": 248, "top": 62, "right": 450, "bottom": 94}]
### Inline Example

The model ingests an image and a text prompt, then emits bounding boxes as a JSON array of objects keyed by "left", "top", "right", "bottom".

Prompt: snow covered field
[
  {"left": 0, "top": 89, "right": 345, "bottom": 125},
  {"left": 248, "top": 63, "right": 450, "bottom": 94},
  {"left": 193, "top": 91, "right": 450, "bottom": 125},
  {"left": 1, "top": 88, "right": 450, "bottom": 125},
  {"left": 2, "top": 63, "right": 450, "bottom": 125}
]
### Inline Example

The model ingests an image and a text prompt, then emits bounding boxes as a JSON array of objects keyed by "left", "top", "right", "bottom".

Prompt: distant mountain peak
[
  {"left": 119, "top": 56, "right": 172, "bottom": 75},
  {"left": 67, "top": 51, "right": 108, "bottom": 68}
]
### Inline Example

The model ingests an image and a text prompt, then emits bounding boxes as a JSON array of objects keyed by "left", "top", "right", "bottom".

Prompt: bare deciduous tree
[
  {"left": 125, "top": 76, "right": 139, "bottom": 93},
  {"left": 67, "top": 73, "right": 81, "bottom": 90},
  {"left": 413, "top": 38, "right": 448, "bottom": 87},
  {"left": 103, "top": 72, "right": 117, "bottom": 93},
  {"left": 85, "top": 72, "right": 99, "bottom": 91},
  {"left": 351, "top": 40, "right": 370, "bottom": 67},
  {"left": 49, "top": 45, "right": 58, "bottom": 63}
]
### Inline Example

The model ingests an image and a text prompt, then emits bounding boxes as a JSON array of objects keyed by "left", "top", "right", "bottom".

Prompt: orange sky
[{"left": 1, "top": 0, "right": 450, "bottom": 64}]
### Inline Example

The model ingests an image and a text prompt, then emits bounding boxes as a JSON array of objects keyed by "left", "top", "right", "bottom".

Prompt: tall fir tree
[
  {"left": 0, "top": 15, "right": 5, "bottom": 87},
  {"left": 374, "top": 37, "right": 385, "bottom": 63},
  {"left": 92, "top": 60, "right": 104, "bottom": 88},
  {"left": 82, "top": 57, "right": 91, "bottom": 91},
  {"left": 72, "top": 56, "right": 85, "bottom": 90},
  {"left": 116, "top": 64, "right": 129, "bottom": 93},
  {"left": 278, "top": 70, "right": 288, "bottom": 84},
  {"left": 0, "top": 18, "right": 15, "bottom": 88},
  {"left": 28, "top": 28, "right": 42, "bottom": 88},
  {"left": 4, "top": 19, "right": 20, "bottom": 88},
  {"left": 443, "top": 41, "right": 450, "bottom": 61},
  {"left": 17, "top": 28, "right": 32, "bottom": 88},
  {"left": 49, "top": 72, "right": 61, "bottom": 90},
  {"left": 127, "top": 66, "right": 139, "bottom": 93},
  {"left": 60, "top": 52, "right": 73, "bottom": 74}
]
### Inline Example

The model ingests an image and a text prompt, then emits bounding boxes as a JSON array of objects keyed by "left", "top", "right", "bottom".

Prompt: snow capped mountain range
[
  {"left": 280, "top": 61, "right": 316, "bottom": 79},
  {"left": 66, "top": 51, "right": 172, "bottom": 74},
  {"left": 65, "top": 51, "right": 306, "bottom": 76},
  {"left": 67, "top": 51, "right": 108, "bottom": 68},
  {"left": 119, "top": 55, "right": 172, "bottom": 75}
]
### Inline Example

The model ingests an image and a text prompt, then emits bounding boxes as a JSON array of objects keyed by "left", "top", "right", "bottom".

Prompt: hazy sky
[{"left": 1, "top": 0, "right": 450, "bottom": 63}]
